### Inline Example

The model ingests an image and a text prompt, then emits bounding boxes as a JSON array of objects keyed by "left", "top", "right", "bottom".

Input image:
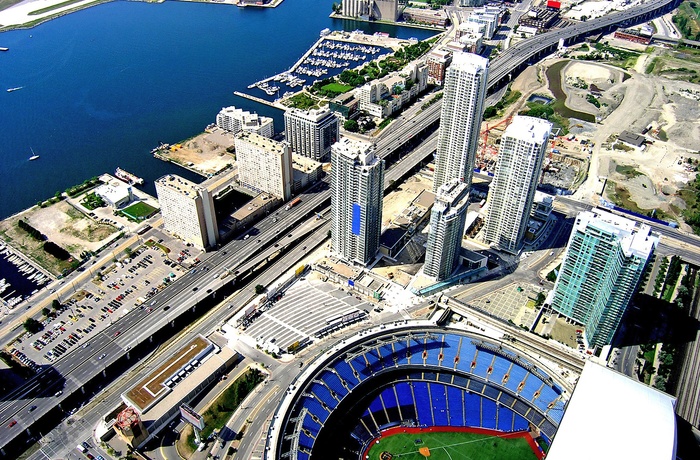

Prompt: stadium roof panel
[{"left": 547, "top": 361, "right": 676, "bottom": 460}]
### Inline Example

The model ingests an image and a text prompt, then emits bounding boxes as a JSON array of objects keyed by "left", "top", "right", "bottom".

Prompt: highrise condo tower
[
  {"left": 424, "top": 179, "right": 471, "bottom": 280},
  {"left": 330, "top": 138, "right": 384, "bottom": 266},
  {"left": 484, "top": 116, "right": 552, "bottom": 254},
  {"left": 433, "top": 52, "right": 489, "bottom": 193},
  {"left": 550, "top": 209, "right": 657, "bottom": 348}
]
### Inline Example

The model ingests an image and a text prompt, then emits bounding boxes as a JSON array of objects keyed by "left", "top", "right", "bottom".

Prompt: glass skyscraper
[{"left": 550, "top": 210, "right": 658, "bottom": 348}]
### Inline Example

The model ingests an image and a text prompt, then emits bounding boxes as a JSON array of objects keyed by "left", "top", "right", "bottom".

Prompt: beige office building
[
  {"left": 235, "top": 132, "right": 293, "bottom": 201},
  {"left": 155, "top": 175, "right": 219, "bottom": 250}
]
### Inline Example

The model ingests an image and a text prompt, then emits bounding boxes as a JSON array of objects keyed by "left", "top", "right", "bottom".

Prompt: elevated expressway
[{"left": 0, "top": 0, "right": 685, "bottom": 454}]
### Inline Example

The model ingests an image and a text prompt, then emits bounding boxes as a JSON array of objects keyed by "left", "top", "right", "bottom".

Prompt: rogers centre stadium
[{"left": 265, "top": 319, "right": 677, "bottom": 460}]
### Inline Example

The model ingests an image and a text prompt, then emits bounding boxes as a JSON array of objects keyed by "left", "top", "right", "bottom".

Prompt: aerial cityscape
[{"left": 1, "top": 0, "right": 700, "bottom": 459}]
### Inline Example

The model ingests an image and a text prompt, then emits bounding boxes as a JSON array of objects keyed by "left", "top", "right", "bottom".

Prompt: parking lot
[
  {"left": 242, "top": 278, "right": 371, "bottom": 351},
  {"left": 9, "top": 242, "right": 186, "bottom": 367}
]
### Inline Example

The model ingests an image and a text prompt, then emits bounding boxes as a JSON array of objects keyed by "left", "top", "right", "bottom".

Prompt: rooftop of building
[
  {"left": 218, "top": 106, "right": 270, "bottom": 122},
  {"left": 124, "top": 335, "right": 213, "bottom": 413},
  {"left": 618, "top": 130, "right": 646, "bottom": 147},
  {"left": 236, "top": 131, "right": 289, "bottom": 154},
  {"left": 546, "top": 361, "right": 676, "bottom": 460},
  {"left": 577, "top": 209, "right": 658, "bottom": 257},
  {"left": 435, "top": 179, "right": 470, "bottom": 207},
  {"left": 285, "top": 106, "right": 334, "bottom": 121},
  {"left": 137, "top": 336, "right": 236, "bottom": 425},
  {"left": 428, "top": 49, "right": 452, "bottom": 60},
  {"left": 450, "top": 50, "right": 489, "bottom": 72},
  {"left": 155, "top": 174, "right": 200, "bottom": 198},
  {"left": 231, "top": 193, "right": 277, "bottom": 221},
  {"left": 332, "top": 137, "right": 378, "bottom": 166},
  {"left": 95, "top": 181, "right": 131, "bottom": 202},
  {"left": 504, "top": 115, "right": 552, "bottom": 144},
  {"left": 292, "top": 154, "right": 322, "bottom": 172}
]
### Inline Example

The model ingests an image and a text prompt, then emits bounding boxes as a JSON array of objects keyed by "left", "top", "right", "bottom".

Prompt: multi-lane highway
[{"left": 2, "top": 0, "right": 687, "bottom": 454}]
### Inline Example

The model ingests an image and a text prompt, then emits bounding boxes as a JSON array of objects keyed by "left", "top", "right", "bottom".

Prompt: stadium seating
[{"left": 285, "top": 330, "right": 567, "bottom": 458}]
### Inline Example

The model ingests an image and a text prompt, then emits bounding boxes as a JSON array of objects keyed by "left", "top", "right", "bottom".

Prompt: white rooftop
[
  {"left": 332, "top": 137, "right": 377, "bottom": 166},
  {"left": 578, "top": 209, "right": 657, "bottom": 258},
  {"left": 504, "top": 115, "right": 552, "bottom": 144},
  {"left": 450, "top": 51, "right": 489, "bottom": 73},
  {"left": 547, "top": 361, "right": 676, "bottom": 460}
]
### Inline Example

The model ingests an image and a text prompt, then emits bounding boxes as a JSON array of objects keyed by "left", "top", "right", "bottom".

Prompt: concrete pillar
[
  {"left": 102, "top": 369, "right": 107, "bottom": 377},
  {"left": 81, "top": 386, "right": 86, "bottom": 394},
  {"left": 149, "top": 335, "right": 154, "bottom": 343}
]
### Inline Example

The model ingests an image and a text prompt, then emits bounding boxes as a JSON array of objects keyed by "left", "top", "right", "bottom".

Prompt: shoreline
[
  {"left": 0, "top": 0, "right": 285, "bottom": 32},
  {"left": 328, "top": 12, "right": 448, "bottom": 33}
]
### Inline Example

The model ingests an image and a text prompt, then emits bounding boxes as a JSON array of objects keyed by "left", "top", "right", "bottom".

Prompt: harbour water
[
  {"left": 0, "top": 0, "right": 436, "bottom": 220},
  {"left": 0, "top": 0, "right": 436, "bottom": 300}
]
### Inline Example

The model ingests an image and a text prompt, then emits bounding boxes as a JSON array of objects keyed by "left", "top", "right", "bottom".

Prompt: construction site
[{"left": 477, "top": 116, "right": 587, "bottom": 195}]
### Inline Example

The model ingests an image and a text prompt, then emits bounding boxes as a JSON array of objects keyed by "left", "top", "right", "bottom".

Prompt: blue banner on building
[{"left": 352, "top": 203, "right": 361, "bottom": 235}]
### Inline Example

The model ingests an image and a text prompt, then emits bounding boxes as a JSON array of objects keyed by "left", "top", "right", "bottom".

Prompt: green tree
[
  {"left": 23, "top": 318, "right": 43, "bottom": 334},
  {"left": 42, "top": 307, "right": 51, "bottom": 317},
  {"left": 52, "top": 299, "right": 61, "bottom": 310},
  {"left": 255, "top": 284, "right": 265, "bottom": 295},
  {"left": 344, "top": 119, "right": 359, "bottom": 132}
]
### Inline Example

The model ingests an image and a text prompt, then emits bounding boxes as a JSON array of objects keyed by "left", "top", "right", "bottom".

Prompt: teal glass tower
[{"left": 550, "top": 210, "right": 657, "bottom": 348}]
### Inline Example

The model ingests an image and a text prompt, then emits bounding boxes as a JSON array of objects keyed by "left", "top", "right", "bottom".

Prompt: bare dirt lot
[
  {"left": 0, "top": 201, "right": 118, "bottom": 276},
  {"left": 506, "top": 43, "right": 700, "bottom": 229},
  {"left": 155, "top": 129, "right": 236, "bottom": 177}
]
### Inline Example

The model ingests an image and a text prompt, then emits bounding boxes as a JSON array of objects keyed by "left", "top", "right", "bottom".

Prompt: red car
[
  {"left": 114, "top": 331, "right": 121, "bottom": 338},
  {"left": 8, "top": 420, "right": 17, "bottom": 427}
]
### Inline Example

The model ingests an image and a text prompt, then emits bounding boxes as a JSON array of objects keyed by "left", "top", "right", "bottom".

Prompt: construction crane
[{"left": 478, "top": 116, "right": 512, "bottom": 170}]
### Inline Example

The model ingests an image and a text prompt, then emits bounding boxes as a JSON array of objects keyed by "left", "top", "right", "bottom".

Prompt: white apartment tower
[
  {"left": 284, "top": 107, "right": 339, "bottom": 162},
  {"left": 234, "top": 132, "right": 293, "bottom": 201},
  {"left": 424, "top": 179, "right": 471, "bottom": 280},
  {"left": 484, "top": 116, "right": 552, "bottom": 254},
  {"left": 155, "top": 175, "right": 219, "bottom": 250},
  {"left": 433, "top": 52, "right": 489, "bottom": 193},
  {"left": 216, "top": 106, "right": 274, "bottom": 138},
  {"left": 331, "top": 138, "right": 384, "bottom": 266}
]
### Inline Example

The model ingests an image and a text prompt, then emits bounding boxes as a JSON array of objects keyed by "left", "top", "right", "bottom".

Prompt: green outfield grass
[{"left": 366, "top": 431, "right": 538, "bottom": 460}]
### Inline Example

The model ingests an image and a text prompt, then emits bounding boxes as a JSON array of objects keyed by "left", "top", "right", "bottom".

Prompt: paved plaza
[
  {"left": 467, "top": 282, "right": 543, "bottom": 329},
  {"left": 243, "top": 278, "right": 370, "bottom": 350}
]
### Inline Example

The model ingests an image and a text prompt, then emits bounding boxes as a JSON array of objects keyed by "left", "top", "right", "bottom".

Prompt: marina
[
  {"left": 0, "top": 242, "right": 49, "bottom": 311},
  {"left": 245, "top": 31, "right": 397, "bottom": 102}
]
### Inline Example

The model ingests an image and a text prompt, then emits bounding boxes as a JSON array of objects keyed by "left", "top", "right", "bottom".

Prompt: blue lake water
[{"left": 0, "top": 0, "right": 436, "bottom": 220}]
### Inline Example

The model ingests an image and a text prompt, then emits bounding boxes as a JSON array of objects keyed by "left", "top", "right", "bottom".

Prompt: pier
[{"left": 233, "top": 91, "right": 282, "bottom": 109}]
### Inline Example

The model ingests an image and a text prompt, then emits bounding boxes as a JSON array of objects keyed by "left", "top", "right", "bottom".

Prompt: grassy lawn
[
  {"left": 674, "top": 1, "right": 700, "bottom": 41},
  {"left": 186, "top": 368, "right": 264, "bottom": 450},
  {"left": 615, "top": 164, "right": 642, "bottom": 179},
  {"left": 122, "top": 201, "right": 158, "bottom": 220},
  {"left": 283, "top": 92, "right": 320, "bottom": 110},
  {"left": 366, "top": 431, "right": 538, "bottom": 460},
  {"left": 321, "top": 82, "right": 353, "bottom": 94}
]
